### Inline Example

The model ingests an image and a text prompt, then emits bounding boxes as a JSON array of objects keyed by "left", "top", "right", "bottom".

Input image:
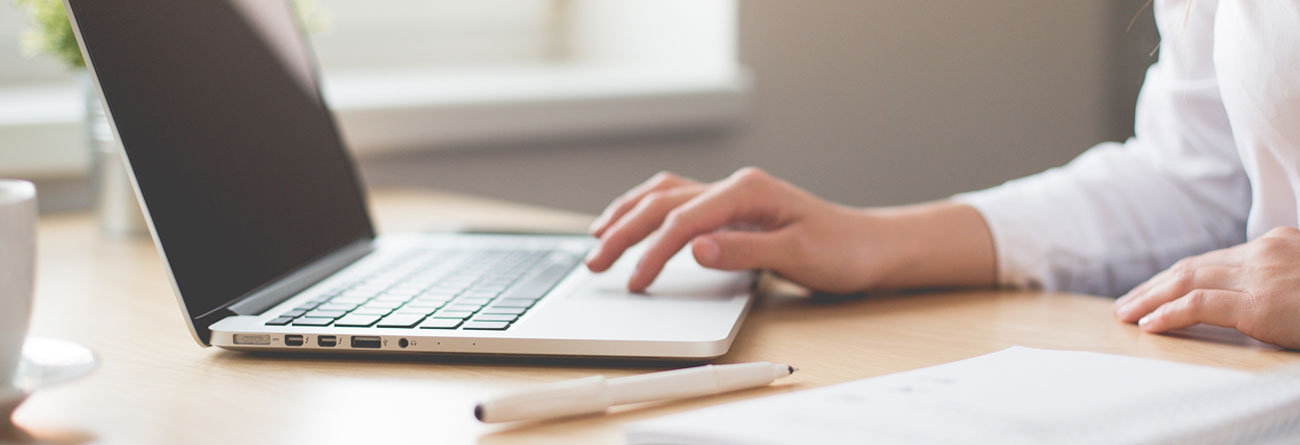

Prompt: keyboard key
[
  {"left": 352, "top": 307, "right": 392, "bottom": 316},
  {"left": 498, "top": 259, "right": 577, "bottom": 301},
  {"left": 454, "top": 297, "right": 493, "bottom": 305},
  {"left": 364, "top": 300, "right": 403, "bottom": 309},
  {"left": 377, "top": 314, "right": 426, "bottom": 328},
  {"left": 472, "top": 314, "right": 518, "bottom": 322},
  {"left": 446, "top": 304, "right": 484, "bottom": 312},
  {"left": 471, "top": 284, "right": 508, "bottom": 293},
  {"left": 490, "top": 299, "right": 536, "bottom": 308},
  {"left": 480, "top": 306, "right": 526, "bottom": 315},
  {"left": 419, "top": 291, "right": 458, "bottom": 300},
  {"left": 341, "top": 289, "right": 381, "bottom": 299},
  {"left": 431, "top": 310, "right": 474, "bottom": 320},
  {"left": 293, "top": 317, "right": 333, "bottom": 326},
  {"left": 419, "top": 318, "right": 463, "bottom": 329},
  {"left": 462, "top": 321, "right": 510, "bottom": 330},
  {"left": 335, "top": 314, "right": 382, "bottom": 327},
  {"left": 387, "top": 285, "right": 424, "bottom": 293},
  {"left": 281, "top": 309, "right": 306, "bottom": 318},
  {"left": 406, "top": 300, "right": 448, "bottom": 309},
  {"left": 293, "top": 303, "right": 320, "bottom": 312},
  {"left": 304, "top": 310, "right": 346, "bottom": 319},
  {"left": 266, "top": 316, "right": 294, "bottom": 326},
  {"left": 461, "top": 291, "right": 499, "bottom": 300},
  {"left": 328, "top": 297, "right": 368, "bottom": 305},
  {"left": 318, "top": 303, "right": 359, "bottom": 312},
  {"left": 393, "top": 307, "right": 436, "bottom": 316}
]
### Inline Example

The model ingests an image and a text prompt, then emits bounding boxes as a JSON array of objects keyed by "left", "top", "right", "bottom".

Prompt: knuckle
[
  {"left": 1171, "top": 264, "right": 1196, "bottom": 288},
  {"left": 641, "top": 191, "right": 668, "bottom": 209},
  {"left": 1183, "top": 289, "right": 1208, "bottom": 313},
  {"left": 1266, "top": 226, "right": 1300, "bottom": 238},
  {"left": 663, "top": 208, "right": 687, "bottom": 229},
  {"left": 609, "top": 196, "right": 631, "bottom": 211},
  {"left": 1254, "top": 236, "right": 1290, "bottom": 257},
  {"left": 731, "top": 166, "right": 770, "bottom": 183},
  {"left": 651, "top": 171, "right": 679, "bottom": 185}
]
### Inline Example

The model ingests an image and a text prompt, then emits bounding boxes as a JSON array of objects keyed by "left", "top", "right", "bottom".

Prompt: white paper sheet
[{"left": 626, "top": 347, "right": 1300, "bottom": 445}]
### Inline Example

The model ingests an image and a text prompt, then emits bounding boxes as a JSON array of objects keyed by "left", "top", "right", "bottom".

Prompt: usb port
[
  {"left": 350, "top": 336, "right": 381, "bottom": 349},
  {"left": 284, "top": 334, "right": 304, "bottom": 347},
  {"left": 317, "top": 335, "right": 337, "bottom": 347}
]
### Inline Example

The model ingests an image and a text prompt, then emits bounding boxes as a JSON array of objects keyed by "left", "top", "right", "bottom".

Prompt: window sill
[{"left": 0, "top": 64, "right": 751, "bottom": 178}]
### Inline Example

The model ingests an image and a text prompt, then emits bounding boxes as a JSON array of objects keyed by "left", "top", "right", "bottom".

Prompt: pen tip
[
  {"left": 474, "top": 404, "right": 485, "bottom": 422},
  {"left": 788, "top": 365, "right": 796, "bottom": 375}
]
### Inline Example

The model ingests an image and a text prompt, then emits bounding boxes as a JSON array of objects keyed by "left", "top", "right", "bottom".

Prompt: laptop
[{"left": 64, "top": 0, "right": 754, "bottom": 360}]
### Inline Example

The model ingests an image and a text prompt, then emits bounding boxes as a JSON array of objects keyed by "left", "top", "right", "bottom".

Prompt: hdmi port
[{"left": 350, "top": 336, "right": 381, "bottom": 349}]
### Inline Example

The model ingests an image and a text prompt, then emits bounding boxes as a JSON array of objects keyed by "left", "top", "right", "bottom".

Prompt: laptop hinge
[{"left": 226, "top": 239, "right": 375, "bottom": 316}]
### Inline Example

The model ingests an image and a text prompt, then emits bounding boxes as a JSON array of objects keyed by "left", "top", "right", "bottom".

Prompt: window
[
  {"left": 0, "top": 0, "right": 747, "bottom": 177},
  {"left": 308, "top": 0, "right": 562, "bottom": 72}
]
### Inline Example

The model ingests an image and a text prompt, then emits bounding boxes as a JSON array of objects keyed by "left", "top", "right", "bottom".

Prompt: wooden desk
[{"left": 7, "top": 189, "right": 1300, "bottom": 444}]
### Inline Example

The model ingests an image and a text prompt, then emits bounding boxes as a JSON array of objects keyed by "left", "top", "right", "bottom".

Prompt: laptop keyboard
[{"left": 264, "top": 247, "right": 581, "bottom": 331}]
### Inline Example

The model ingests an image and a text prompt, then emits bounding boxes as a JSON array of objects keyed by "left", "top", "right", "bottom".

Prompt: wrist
[{"left": 856, "top": 201, "right": 997, "bottom": 291}]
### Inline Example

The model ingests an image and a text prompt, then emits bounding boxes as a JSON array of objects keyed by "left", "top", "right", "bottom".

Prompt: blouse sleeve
[{"left": 953, "top": 0, "right": 1249, "bottom": 296}]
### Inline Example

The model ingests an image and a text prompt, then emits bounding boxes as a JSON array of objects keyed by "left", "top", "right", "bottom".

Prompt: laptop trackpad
[{"left": 574, "top": 247, "right": 751, "bottom": 301}]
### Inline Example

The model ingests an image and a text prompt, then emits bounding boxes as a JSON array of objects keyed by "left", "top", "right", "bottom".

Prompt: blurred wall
[{"left": 359, "top": 0, "right": 1158, "bottom": 214}]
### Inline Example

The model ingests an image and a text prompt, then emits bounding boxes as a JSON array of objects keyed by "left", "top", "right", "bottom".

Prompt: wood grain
[{"left": 6, "top": 189, "right": 1298, "bottom": 444}]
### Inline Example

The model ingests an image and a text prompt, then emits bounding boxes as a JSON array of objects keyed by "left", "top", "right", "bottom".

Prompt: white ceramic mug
[{"left": 0, "top": 180, "right": 36, "bottom": 396}]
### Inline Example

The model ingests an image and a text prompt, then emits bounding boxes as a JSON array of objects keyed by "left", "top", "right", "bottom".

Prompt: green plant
[
  {"left": 14, "top": 0, "right": 83, "bottom": 69},
  {"left": 13, "top": 0, "right": 328, "bottom": 71}
]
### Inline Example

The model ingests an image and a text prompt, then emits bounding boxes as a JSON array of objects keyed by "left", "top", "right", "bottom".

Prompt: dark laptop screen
[{"left": 66, "top": 0, "right": 373, "bottom": 334}]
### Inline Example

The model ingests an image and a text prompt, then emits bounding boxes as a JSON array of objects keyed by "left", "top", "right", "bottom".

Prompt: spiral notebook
[{"left": 626, "top": 347, "right": 1300, "bottom": 444}]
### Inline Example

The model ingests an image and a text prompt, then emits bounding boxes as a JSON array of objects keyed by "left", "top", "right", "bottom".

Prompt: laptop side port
[
  {"left": 233, "top": 334, "right": 271, "bottom": 345},
  {"left": 317, "top": 335, "right": 337, "bottom": 347},
  {"left": 350, "top": 336, "right": 381, "bottom": 349},
  {"left": 284, "top": 334, "right": 304, "bottom": 347}
]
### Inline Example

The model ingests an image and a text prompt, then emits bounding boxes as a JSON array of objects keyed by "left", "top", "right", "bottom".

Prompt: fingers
[
  {"left": 589, "top": 172, "right": 699, "bottom": 238},
  {"left": 1115, "top": 246, "right": 1250, "bottom": 308},
  {"left": 1138, "top": 289, "right": 1243, "bottom": 333},
  {"left": 628, "top": 169, "right": 779, "bottom": 292},
  {"left": 691, "top": 229, "right": 798, "bottom": 271},
  {"left": 585, "top": 185, "right": 704, "bottom": 272},
  {"left": 1114, "top": 263, "right": 1237, "bottom": 323}
]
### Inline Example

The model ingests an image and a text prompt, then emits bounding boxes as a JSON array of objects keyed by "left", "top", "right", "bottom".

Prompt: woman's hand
[
  {"left": 584, "top": 167, "right": 997, "bottom": 293},
  {"left": 1114, "top": 227, "right": 1300, "bottom": 349}
]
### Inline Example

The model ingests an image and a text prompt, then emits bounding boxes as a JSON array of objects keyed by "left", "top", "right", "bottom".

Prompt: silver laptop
[{"left": 65, "top": 0, "right": 754, "bottom": 360}]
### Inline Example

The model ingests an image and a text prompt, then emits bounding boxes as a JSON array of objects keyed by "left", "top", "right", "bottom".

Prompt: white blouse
[{"left": 955, "top": 0, "right": 1300, "bottom": 296}]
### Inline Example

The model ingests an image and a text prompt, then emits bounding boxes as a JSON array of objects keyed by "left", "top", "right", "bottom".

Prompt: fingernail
[
  {"left": 628, "top": 264, "right": 648, "bottom": 290},
  {"left": 587, "top": 218, "right": 604, "bottom": 235},
  {"left": 584, "top": 245, "right": 602, "bottom": 265},
  {"left": 694, "top": 237, "right": 720, "bottom": 265},
  {"left": 1116, "top": 302, "right": 1134, "bottom": 318},
  {"left": 1138, "top": 314, "right": 1152, "bottom": 327}
]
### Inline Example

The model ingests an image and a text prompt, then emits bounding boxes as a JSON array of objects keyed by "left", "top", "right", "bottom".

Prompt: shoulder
[{"left": 1212, "top": 2, "right": 1300, "bottom": 120}]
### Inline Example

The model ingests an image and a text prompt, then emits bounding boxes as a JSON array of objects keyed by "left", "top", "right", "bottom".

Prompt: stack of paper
[{"left": 626, "top": 347, "right": 1300, "bottom": 444}]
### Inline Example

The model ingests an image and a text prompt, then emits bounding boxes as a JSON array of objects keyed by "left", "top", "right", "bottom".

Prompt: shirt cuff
[{"left": 952, "top": 185, "right": 1045, "bottom": 290}]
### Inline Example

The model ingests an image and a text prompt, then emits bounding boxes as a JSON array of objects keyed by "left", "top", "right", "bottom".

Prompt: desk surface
[{"left": 7, "top": 189, "right": 1300, "bottom": 444}]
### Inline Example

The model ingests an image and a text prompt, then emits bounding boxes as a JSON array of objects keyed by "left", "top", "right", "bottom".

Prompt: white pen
[{"left": 475, "top": 361, "right": 797, "bottom": 423}]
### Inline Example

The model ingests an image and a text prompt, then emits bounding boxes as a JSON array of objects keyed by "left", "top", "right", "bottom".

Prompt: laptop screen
[{"left": 67, "top": 0, "right": 374, "bottom": 337}]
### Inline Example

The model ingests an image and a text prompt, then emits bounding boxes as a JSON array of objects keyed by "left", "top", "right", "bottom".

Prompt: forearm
[{"left": 863, "top": 201, "right": 997, "bottom": 291}]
